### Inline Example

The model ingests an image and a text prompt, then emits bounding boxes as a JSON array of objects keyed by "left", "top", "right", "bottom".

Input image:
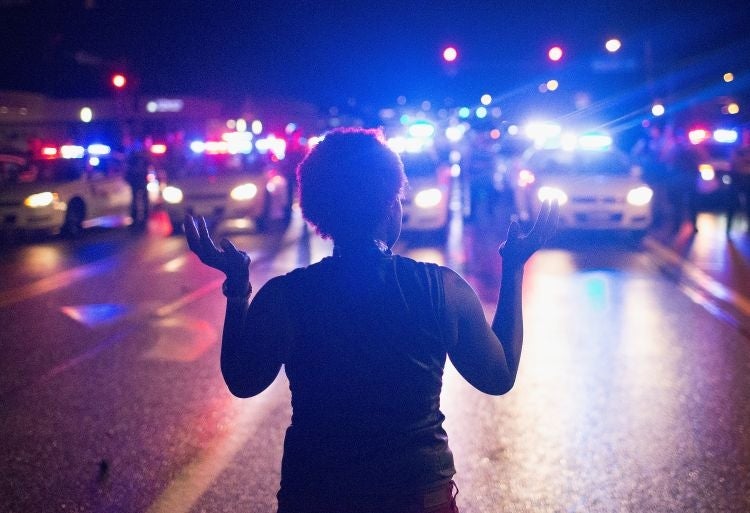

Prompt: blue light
[
  {"left": 87, "top": 143, "right": 111, "bottom": 156},
  {"left": 458, "top": 107, "right": 471, "bottom": 119},
  {"left": 713, "top": 129, "right": 738, "bottom": 144},
  {"left": 190, "top": 141, "right": 206, "bottom": 153}
]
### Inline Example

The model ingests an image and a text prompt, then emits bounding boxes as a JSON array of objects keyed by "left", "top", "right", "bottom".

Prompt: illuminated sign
[{"left": 145, "top": 99, "right": 185, "bottom": 113}]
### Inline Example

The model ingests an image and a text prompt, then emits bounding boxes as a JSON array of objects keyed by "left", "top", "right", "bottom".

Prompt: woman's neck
[{"left": 332, "top": 238, "right": 391, "bottom": 258}]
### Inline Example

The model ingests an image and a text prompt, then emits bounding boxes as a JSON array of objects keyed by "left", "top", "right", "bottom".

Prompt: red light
[
  {"left": 112, "top": 74, "right": 127, "bottom": 89},
  {"left": 442, "top": 46, "right": 458, "bottom": 63},
  {"left": 41, "top": 146, "right": 58, "bottom": 157},
  {"left": 688, "top": 129, "right": 710, "bottom": 145},
  {"left": 150, "top": 143, "right": 167, "bottom": 155},
  {"left": 548, "top": 46, "right": 563, "bottom": 62}
]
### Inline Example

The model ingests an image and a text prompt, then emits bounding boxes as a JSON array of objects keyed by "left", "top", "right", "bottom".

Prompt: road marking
[
  {"left": 145, "top": 376, "right": 287, "bottom": 513},
  {"left": 0, "top": 257, "right": 115, "bottom": 308},
  {"left": 643, "top": 236, "right": 750, "bottom": 318}
]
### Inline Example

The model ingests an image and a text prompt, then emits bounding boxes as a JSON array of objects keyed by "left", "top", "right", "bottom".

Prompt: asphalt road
[{"left": 1, "top": 208, "right": 749, "bottom": 513}]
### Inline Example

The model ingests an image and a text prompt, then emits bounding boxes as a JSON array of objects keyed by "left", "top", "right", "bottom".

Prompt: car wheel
[{"left": 61, "top": 199, "right": 86, "bottom": 238}]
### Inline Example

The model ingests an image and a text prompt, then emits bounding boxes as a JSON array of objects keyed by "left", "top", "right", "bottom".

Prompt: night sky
[{"left": 2, "top": 0, "right": 749, "bottom": 112}]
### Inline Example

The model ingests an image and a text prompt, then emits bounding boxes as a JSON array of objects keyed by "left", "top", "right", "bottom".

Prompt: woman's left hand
[
  {"left": 498, "top": 199, "right": 559, "bottom": 270},
  {"left": 184, "top": 215, "right": 250, "bottom": 288}
]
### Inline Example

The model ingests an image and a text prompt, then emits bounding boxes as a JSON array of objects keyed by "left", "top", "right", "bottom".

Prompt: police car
[
  {"left": 160, "top": 138, "right": 292, "bottom": 234},
  {"left": 511, "top": 133, "right": 654, "bottom": 237},
  {"left": 688, "top": 128, "right": 740, "bottom": 210},
  {"left": 0, "top": 145, "right": 133, "bottom": 236}
]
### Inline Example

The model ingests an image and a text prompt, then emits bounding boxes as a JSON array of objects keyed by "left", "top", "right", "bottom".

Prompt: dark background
[{"left": 2, "top": 0, "right": 749, "bottom": 114}]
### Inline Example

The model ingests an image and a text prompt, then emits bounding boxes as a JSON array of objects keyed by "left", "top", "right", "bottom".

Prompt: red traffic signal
[
  {"left": 442, "top": 46, "right": 458, "bottom": 63},
  {"left": 547, "top": 46, "right": 563, "bottom": 62},
  {"left": 111, "top": 74, "right": 127, "bottom": 89}
]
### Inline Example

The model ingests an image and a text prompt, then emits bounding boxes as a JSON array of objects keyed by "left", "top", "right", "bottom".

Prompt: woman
[{"left": 185, "top": 127, "right": 557, "bottom": 512}]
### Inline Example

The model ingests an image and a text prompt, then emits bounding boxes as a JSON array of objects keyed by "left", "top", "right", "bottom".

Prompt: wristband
[{"left": 222, "top": 279, "right": 252, "bottom": 300}]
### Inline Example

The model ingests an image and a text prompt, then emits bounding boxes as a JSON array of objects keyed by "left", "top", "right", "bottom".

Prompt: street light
[{"left": 605, "top": 39, "right": 622, "bottom": 53}]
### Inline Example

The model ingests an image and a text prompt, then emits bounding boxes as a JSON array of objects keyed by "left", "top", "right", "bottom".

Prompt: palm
[
  {"left": 184, "top": 215, "right": 249, "bottom": 282},
  {"left": 499, "top": 200, "right": 559, "bottom": 268}
]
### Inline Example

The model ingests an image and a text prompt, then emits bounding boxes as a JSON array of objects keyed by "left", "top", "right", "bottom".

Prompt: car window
[
  {"left": 0, "top": 156, "right": 29, "bottom": 185},
  {"left": 2, "top": 159, "right": 85, "bottom": 185},
  {"left": 528, "top": 150, "right": 631, "bottom": 176},
  {"left": 401, "top": 154, "right": 437, "bottom": 178},
  {"left": 175, "top": 153, "right": 268, "bottom": 179}
]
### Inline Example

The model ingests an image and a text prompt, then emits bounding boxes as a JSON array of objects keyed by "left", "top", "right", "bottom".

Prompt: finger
[
  {"left": 541, "top": 199, "right": 560, "bottom": 240},
  {"left": 220, "top": 238, "right": 250, "bottom": 265},
  {"left": 506, "top": 220, "right": 522, "bottom": 240},
  {"left": 184, "top": 215, "right": 202, "bottom": 253},
  {"left": 197, "top": 217, "right": 221, "bottom": 253},
  {"left": 528, "top": 200, "right": 551, "bottom": 242}
]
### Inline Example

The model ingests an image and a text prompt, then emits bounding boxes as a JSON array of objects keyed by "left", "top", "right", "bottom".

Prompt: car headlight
[
  {"left": 537, "top": 186, "right": 568, "bottom": 206},
  {"left": 230, "top": 183, "right": 258, "bottom": 201},
  {"left": 162, "top": 186, "right": 184, "bottom": 204},
  {"left": 626, "top": 186, "right": 653, "bottom": 206},
  {"left": 414, "top": 188, "right": 442, "bottom": 209},
  {"left": 24, "top": 192, "right": 58, "bottom": 208},
  {"left": 698, "top": 164, "right": 715, "bottom": 181}
]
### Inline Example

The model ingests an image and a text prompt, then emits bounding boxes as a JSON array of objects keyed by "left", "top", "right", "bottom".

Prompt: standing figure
[
  {"left": 126, "top": 141, "right": 151, "bottom": 229},
  {"left": 665, "top": 133, "right": 700, "bottom": 233},
  {"left": 185, "top": 128, "right": 558, "bottom": 513},
  {"left": 726, "top": 128, "right": 750, "bottom": 233}
]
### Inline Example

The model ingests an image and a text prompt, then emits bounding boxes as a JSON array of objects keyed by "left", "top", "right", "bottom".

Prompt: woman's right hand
[
  {"left": 184, "top": 215, "right": 250, "bottom": 289},
  {"left": 498, "top": 199, "right": 558, "bottom": 271}
]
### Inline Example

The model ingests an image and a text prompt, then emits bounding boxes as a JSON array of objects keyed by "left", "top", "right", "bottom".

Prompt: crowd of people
[{"left": 631, "top": 124, "right": 750, "bottom": 234}]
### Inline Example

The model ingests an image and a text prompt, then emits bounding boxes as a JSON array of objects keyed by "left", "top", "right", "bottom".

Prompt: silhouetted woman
[{"left": 185, "top": 127, "right": 557, "bottom": 513}]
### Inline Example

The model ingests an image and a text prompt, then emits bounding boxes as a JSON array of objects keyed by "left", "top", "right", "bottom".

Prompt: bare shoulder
[{"left": 439, "top": 265, "right": 481, "bottom": 310}]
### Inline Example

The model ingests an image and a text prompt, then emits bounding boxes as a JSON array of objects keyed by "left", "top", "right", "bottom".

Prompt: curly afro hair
[{"left": 297, "top": 127, "right": 406, "bottom": 241}]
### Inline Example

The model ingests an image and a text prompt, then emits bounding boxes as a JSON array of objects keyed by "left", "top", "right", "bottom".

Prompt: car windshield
[
  {"left": 701, "top": 143, "right": 736, "bottom": 161},
  {"left": 174, "top": 153, "right": 269, "bottom": 179},
  {"left": 528, "top": 149, "right": 631, "bottom": 176},
  {"left": 1, "top": 159, "right": 86, "bottom": 186},
  {"left": 401, "top": 154, "right": 437, "bottom": 178}
]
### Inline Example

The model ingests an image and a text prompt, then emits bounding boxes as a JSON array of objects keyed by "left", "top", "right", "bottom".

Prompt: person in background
[
  {"left": 665, "top": 131, "right": 700, "bottom": 233},
  {"left": 726, "top": 128, "right": 750, "bottom": 233},
  {"left": 185, "top": 127, "right": 558, "bottom": 513},
  {"left": 125, "top": 139, "right": 151, "bottom": 230}
]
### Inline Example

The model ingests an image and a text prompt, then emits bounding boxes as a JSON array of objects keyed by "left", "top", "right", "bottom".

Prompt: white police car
[
  {"left": 512, "top": 134, "right": 653, "bottom": 237},
  {"left": 0, "top": 145, "right": 132, "bottom": 236},
  {"left": 161, "top": 144, "right": 291, "bottom": 234}
]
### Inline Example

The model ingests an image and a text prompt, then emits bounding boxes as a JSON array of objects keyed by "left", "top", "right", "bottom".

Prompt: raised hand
[
  {"left": 184, "top": 215, "right": 250, "bottom": 288},
  {"left": 498, "top": 200, "right": 559, "bottom": 270}
]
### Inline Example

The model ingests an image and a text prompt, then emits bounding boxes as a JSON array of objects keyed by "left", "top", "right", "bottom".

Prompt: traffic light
[
  {"left": 111, "top": 74, "right": 127, "bottom": 89},
  {"left": 442, "top": 46, "right": 458, "bottom": 63},
  {"left": 547, "top": 46, "right": 563, "bottom": 62}
]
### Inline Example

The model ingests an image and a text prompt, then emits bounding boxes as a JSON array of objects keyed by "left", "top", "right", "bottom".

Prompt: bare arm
[
  {"left": 446, "top": 201, "right": 558, "bottom": 395},
  {"left": 220, "top": 279, "right": 285, "bottom": 398},
  {"left": 184, "top": 214, "right": 284, "bottom": 398}
]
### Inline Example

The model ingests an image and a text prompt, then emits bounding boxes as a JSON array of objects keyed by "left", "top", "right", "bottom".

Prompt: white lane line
[
  {"left": 145, "top": 375, "right": 287, "bottom": 513},
  {"left": 643, "top": 236, "right": 750, "bottom": 317},
  {"left": 0, "top": 257, "right": 115, "bottom": 308}
]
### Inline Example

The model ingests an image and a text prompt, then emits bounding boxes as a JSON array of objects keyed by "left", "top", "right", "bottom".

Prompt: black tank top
[{"left": 276, "top": 248, "right": 456, "bottom": 498}]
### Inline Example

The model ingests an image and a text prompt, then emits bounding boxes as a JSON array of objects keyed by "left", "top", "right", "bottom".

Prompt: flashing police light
[
  {"left": 688, "top": 129, "right": 711, "bottom": 145},
  {"left": 713, "top": 129, "right": 738, "bottom": 144},
  {"left": 578, "top": 133, "right": 613, "bottom": 150},
  {"left": 87, "top": 144, "right": 111, "bottom": 156},
  {"left": 190, "top": 141, "right": 206, "bottom": 153},
  {"left": 408, "top": 121, "right": 435, "bottom": 139},
  {"left": 60, "top": 145, "right": 85, "bottom": 159}
]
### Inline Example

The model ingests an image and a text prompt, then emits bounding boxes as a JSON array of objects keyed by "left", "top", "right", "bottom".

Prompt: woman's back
[{"left": 276, "top": 249, "right": 456, "bottom": 498}]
